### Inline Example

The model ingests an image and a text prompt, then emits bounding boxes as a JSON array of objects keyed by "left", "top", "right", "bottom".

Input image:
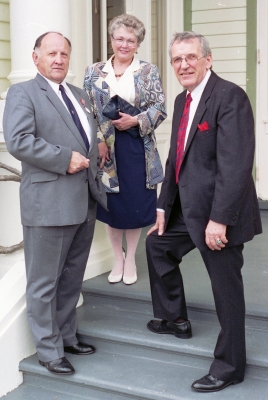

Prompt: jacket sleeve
[
  {"left": 209, "top": 84, "right": 255, "bottom": 226},
  {"left": 136, "top": 64, "right": 167, "bottom": 137},
  {"left": 3, "top": 84, "right": 72, "bottom": 175},
  {"left": 83, "top": 65, "right": 106, "bottom": 144}
]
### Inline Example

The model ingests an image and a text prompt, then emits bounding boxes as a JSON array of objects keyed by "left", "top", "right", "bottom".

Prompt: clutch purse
[{"left": 102, "top": 95, "right": 140, "bottom": 139}]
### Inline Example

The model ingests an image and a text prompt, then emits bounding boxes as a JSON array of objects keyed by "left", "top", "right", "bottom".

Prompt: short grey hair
[
  {"left": 108, "top": 14, "right": 146, "bottom": 44},
  {"left": 169, "top": 31, "right": 211, "bottom": 61}
]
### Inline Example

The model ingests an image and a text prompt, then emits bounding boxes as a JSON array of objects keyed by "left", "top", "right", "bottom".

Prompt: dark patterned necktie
[
  {"left": 175, "top": 93, "right": 192, "bottom": 183},
  {"left": 59, "top": 85, "right": 89, "bottom": 151}
]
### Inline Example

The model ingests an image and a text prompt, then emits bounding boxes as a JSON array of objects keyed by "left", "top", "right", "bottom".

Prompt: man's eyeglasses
[
  {"left": 111, "top": 36, "right": 137, "bottom": 48},
  {"left": 171, "top": 54, "right": 204, "bottom": 66}
]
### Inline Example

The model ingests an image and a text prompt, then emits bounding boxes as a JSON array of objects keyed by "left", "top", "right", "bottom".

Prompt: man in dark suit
[
  {"left": 146, "top": 31, "right": 262, "bottom": 392},
  {"left": 3, "top": 32, "right": 107, "bottom": 375}
]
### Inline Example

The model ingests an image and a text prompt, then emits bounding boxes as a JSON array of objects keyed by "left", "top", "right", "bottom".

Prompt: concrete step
[
  {"left": 5, "top": 220, "right": 268, "bottom": 399},
  {"left": 76, "top": 293, "right": 268, "bottom": 379},
  {"left": 11, "top": 349, "right": 268, "bottom": 400},
  {"left": 81, "top": 269, "right": 268, "bottom": 331},
  {"left": 5, "top": 275, "right": 268, "bottom": 400}
]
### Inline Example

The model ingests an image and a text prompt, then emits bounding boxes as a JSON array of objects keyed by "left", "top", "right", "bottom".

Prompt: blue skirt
[{"left": 97, "top": 129, "right": 157, "bottom": 229}]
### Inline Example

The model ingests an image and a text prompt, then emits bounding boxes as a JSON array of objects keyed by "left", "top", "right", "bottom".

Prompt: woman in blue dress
[{"left": 84, "top": 14, "right": 166, "bottom": 285}]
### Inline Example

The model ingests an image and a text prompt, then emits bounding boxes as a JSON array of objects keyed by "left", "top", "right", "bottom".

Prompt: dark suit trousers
[
  {"left": 23, "top": 198, "right": 96, "bottom": 362},
  {"left": 146, "top": 201, "right": 246, "bottom": 381}
]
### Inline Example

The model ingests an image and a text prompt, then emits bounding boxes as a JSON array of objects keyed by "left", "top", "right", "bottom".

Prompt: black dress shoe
[
  {"left": 39, "top": 357, "right": 75, "bottom": 375},
  {"left": 191, "top": 374, "right": 243, "bottom": 392},
  {"left": 64, "top": 342, "right": 95, "bottom": 355},
  {"left": 147, "top": 319, "right": 192, "bottom": 339}
]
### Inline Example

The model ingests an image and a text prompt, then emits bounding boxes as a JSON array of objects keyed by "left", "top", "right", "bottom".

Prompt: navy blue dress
[{"left": 96, "top": 129, "right": 157, "bottom": 229}]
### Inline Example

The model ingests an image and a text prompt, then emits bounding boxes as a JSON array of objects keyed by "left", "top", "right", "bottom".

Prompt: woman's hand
[
  {"left": 98, "top": 142, "right": 110, "bottom": 168},
  {"left": 111, "top": 112, "right": 139, "bottom": 131}
]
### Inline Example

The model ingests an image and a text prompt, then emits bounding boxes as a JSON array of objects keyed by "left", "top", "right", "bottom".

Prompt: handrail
[{"left": 0, "top": 162, "right": 23, "bottom": 254}]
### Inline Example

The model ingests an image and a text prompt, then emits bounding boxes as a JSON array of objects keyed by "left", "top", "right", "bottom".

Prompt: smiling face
[
  {"left": 171, "top": 38, "right": 212, "bottom": 92},
  {"left": 32, "top": 33, "right": 70, "bottom": 84},
  {"left": 111, "top": 26, "right": 139, "bottom": 63}
]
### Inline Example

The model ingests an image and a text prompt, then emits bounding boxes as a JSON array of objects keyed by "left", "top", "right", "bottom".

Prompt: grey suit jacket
[{"left": 3, "top": 74, "right": 107, "bottom": 226}]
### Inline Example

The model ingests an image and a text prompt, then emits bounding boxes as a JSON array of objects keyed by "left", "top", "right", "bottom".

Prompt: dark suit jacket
[
  {"left": 3, "top": 74, "right": 107, "bottom": 226},
  {"left": 158, "top": 71, "right": 262, "bottom": 251}
]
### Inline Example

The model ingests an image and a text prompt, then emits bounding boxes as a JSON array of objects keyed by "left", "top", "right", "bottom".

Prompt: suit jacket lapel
[
  {"left": 69, "top": 85, "right": 96, "bottom": 154},
  {"left": 35, "top": 74, "right": 87, "bottom": 152},
  {"left": 184, "top": 71, "right": 218, "bottom": 155}
]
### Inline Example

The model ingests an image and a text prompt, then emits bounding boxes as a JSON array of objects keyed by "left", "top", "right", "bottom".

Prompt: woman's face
[{"left": 111, "top": 26, "right": 139, "bottom": 62}]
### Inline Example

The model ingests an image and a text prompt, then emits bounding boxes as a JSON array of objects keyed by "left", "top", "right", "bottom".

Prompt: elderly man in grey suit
[{"left": 3, "top": 32, "right": 107, "bottom": 375}]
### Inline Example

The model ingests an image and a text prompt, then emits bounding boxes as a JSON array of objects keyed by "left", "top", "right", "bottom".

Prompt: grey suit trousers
[{"left": 23, "top": 198, "right": 96, "bottom": 362}]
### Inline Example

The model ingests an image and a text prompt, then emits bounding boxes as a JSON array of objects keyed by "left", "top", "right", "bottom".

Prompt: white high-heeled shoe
[
  {"left": 108, "top": 271, "right": 123, "bottom": 283},
  {"left": 123, "top": 267, "right": 137, "bottom": 285}
]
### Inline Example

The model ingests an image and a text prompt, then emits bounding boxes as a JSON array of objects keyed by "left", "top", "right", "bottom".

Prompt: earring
[{"left": 135, "top": 50, "right": 138, "bottom": 54}]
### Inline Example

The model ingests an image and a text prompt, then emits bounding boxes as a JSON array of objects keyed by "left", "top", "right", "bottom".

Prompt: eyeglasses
[
  {"left": 111, "top": 36, "right": 137, "bottom": 48},
  {"left": 171, "top": 54, "right": 204, "bottom": 66}
]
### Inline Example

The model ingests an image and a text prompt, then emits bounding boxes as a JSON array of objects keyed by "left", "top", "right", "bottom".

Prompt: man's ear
[
  {"left": 206, "top": 54, "right": 212, "bottom": 70},
  {"left": 32, "top": 51, "right": 39, "bottom": 66}
]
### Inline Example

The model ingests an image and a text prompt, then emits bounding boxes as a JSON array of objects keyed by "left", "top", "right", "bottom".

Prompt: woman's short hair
[
  {"left": 108, "top": 14, "right": 146, "bottom": 44},
  {"left": 168, "top": 31, "right": 211, "bottom": 60}
]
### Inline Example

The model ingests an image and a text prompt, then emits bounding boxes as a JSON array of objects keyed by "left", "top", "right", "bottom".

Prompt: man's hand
[
  {"left": 98, "top": 142, "right": 110, "bottom": 169},
  {"left": 111, "top": 112, "right": 139, "bottom": 131},
  {"left": 67, "top": 151, "right": 90, "bottom": 174},
  {"left": 147, "top": 211, "right": 165, "bottom": 236},
  {"left": 205, "top": 220, "right": 228, "bottom": 251}
]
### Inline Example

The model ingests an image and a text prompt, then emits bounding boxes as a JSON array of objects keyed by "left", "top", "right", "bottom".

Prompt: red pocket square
[{"left": 198, "top": 121, "right": 209, "bottom": 131}]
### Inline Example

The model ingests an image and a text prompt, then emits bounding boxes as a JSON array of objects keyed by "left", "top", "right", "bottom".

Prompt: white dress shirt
[
  {"left": 38, "top": 73, "right": 91, "bottom": 146},
  {"left": 102, "top": 55, "right": 140, "bottom": 104},
  {"left": 157, "top": 69, "right": 211, "bottom": 213},
  {"left": 184, "top": 69, "right": 211, "bottom": 149}
]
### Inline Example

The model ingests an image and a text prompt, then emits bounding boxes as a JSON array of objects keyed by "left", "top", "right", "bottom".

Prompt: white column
[
  {"left": 125, "top": 0, "right": 151, "bottom": 62},
  {"left": 8, "top": 0, "right": 74, "bottom": 85},
  {"left": 70, "top": 0, "right": 93, "bottom": 88}
]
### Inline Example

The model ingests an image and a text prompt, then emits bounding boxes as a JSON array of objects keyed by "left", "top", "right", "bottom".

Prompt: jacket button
[{"left": 85, "top": 179, "right": 88, "bottom": 183}]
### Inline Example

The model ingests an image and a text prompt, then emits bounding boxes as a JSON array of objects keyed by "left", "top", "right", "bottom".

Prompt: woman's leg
[
  {"left": 105, "top": 224, "right": 125, "bottom": 277},
  {"left": 124, "top": 228, "right": 142, "bottom": 278}
]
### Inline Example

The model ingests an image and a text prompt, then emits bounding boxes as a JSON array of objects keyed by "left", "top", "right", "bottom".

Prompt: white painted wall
[
  {"left": 0, "top": 0, "right": 10, "bottom": 94},
  {"left": 192, "top": 0, "right": 247, "bottom": 90},
  {"left": 0, "top": 255, "right": 36, "bottom": 396},
  {"left": 256, "top": 0, "right": 268, "bottom": 200}
]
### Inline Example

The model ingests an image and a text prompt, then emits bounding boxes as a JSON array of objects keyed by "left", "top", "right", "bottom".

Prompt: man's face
[
  {"left": 171, "top": 38, "right": 212, "bottom": 92},
  {"left": 32, "top": 33, "right": 70, "bottom": 84}
]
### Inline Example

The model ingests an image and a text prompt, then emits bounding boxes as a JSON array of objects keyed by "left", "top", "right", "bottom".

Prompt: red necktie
[{"left": 175, "top": 93, "right": 192, "bottom": 183}]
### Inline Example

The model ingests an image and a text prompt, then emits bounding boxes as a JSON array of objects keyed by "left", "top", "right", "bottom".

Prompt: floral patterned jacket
[{"left": 84, "top": 60, "right": 167, "bottom": 192}]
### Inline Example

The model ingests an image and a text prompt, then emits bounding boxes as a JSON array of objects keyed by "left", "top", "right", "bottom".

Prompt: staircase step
[
  {"left": 76, "top": 294, "right": 268, "bottom": 379},
  {"left": 5, "top": 223, "right": 268, "bottom": 399},
  {"left": 13, "top": 350, "right": 268, "bottom": 400},
  {"left": 80, "top": 218, "right": 268, "bottom": 326},
  {"left": 81, "top": 269, "right": 268, "bottom": 330}
]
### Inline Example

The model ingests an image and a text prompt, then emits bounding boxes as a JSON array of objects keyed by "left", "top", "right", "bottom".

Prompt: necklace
[{"left": 111, "top": 57, "right": 125, "bottom": 78}]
